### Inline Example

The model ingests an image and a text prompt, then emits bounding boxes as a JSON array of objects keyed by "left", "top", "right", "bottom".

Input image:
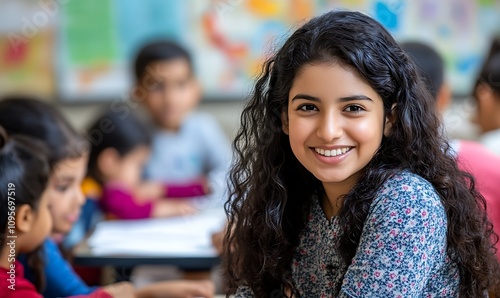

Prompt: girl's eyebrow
[
  {"left": 291, "top": 94, "right": 374, "bottom": 102},
  {"left": 55, "top": 176, "right": 75, "bottom": 183},
  {"left": 291, "top": 94, "right": 320, "bottom": 102},
  {"left": 338, "top": 95, "right": 374, "bottom": 102}
]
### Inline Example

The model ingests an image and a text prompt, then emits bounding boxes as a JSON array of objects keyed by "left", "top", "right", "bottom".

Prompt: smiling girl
[{"left": 224, "top": 11, "right": 499, "bottom": 297}]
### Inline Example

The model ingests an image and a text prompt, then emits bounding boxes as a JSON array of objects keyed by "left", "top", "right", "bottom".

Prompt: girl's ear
[
  {"left": 436, "top": 83, "right": 452, "bottom": 113},
  {"left": 131, "top": 85, "right": 148, "bottom": 105},
  {"left": 384, "top": 103, "right": 397, "bottom": 137},
  {"left": 15, "top": 204, "right": 35, "bottom": 233},
  {"left": 476, "top": 83, "right": 495, "bottom": 105},
  {"left": 97, "top": 147, "right": 120, "bottom": 178},
  {"left": 281, "top": 111, "right": 289, "bottom": 135}
]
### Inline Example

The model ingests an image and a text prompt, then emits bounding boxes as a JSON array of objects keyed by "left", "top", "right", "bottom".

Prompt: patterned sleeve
[
  {"left": 234, "top": 286, "right": 255, "bottom": 297},
  {"left": 338, "top": 173, "right": 450, "bottom": 297}
]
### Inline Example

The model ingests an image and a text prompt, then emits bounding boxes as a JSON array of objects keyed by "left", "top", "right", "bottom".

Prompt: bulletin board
[{"left": 1, "top": 0, "right": 499, "bottom": 102}]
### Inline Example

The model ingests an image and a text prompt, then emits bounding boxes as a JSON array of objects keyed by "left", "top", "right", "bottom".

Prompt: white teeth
[{"left": 314, "top": 147, "right": 351, "bottom": 157}]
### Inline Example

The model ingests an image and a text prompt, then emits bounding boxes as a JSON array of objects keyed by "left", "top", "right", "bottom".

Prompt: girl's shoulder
[
  {"left": 370, "top": 171, "right": 444, "bottom": 218},
  {"left": 383, "top": 170, "right": 433, "bottom": 186}
]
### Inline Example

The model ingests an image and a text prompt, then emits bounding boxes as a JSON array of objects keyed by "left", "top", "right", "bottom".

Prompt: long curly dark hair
[{"left": 224, "top": 10, "right": 499, "bottom": 297}]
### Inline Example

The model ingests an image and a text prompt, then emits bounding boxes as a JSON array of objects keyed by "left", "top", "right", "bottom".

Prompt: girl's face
[
  {"left": 285, "top": 63, "right": 387, "bottom": 192},
  {"left": 473, "top": 83, "right": 500, "bottom": 133},
  {"left": 140, "top": 59, "right": 200, "bottom": 131},
  {"left": 112, "top": 145, "right": 150, "bottom": 187},
  {"left": 47, "top": 156, "right": 87, "bottom": 234},
  {"left": 22, "top": 189, "right": 53, "bottom": 252}
]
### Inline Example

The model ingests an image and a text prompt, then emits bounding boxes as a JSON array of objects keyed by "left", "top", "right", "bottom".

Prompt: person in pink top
[
  {"left": 403, "top": 41, "right": 500, "bottom": 258},
  {"left": 87, "top": 109, "right": 210, "bottom": 220}
]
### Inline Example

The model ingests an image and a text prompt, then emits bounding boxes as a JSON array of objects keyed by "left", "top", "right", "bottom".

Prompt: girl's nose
[
  {"left": 75, "top": 188, "right": 86, "bottom": 207},
  {"left": 316, "top": 112, "right": 343, "bottom": 142}
]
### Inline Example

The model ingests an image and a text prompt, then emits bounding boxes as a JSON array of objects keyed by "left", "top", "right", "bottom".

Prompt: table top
[
  {"left": 72, "top": 210, "right": 225, "bottom": 270},
  {"left": 72, "top": 240, "right": 221, "bottom": 270}
]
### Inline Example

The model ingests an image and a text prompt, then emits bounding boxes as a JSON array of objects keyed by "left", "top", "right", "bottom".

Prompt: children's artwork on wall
[
  {"left": 0, "top": 1, "right": 55, "bottom": 98},
  {"left": 191, "top": 0, "right": 500, "bottom": 99},
  {"left": 1, "top": 0, "right": 499, "bottom": 102}
]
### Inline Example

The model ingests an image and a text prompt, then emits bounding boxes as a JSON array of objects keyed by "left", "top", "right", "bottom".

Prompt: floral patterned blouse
[{"left": 235, "top": 171, "right": 460, "bottom": 297}]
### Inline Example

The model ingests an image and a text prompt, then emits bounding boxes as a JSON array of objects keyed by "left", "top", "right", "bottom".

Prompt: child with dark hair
[
  {"left": 403, "top": 41, "right": 500, "bottom": 260},
  {"left": 132, "top": 40, "right": 231, "bottom": 207},
  {"left": 0, "top": 128, "right": 130, "bottom": 298},
  {"left": 224, "top": 10, "right": 499, "bottom": 297},
  {"left": 87, "top": 109, "right": 208, "bottom": 219},
  {"left": 473, "top": 38, "right": 500, "bottom": 155},
  {"left": 401, "top": 41, "right": 450, "bottom": 107}
]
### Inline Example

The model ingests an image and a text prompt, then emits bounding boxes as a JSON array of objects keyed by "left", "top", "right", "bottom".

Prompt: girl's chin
[
  {"left": 53, "top": 225, "right": 73, "bottom": 236},
  {"left": 314, "top": 174, "right": 348, "bottom": 184}
]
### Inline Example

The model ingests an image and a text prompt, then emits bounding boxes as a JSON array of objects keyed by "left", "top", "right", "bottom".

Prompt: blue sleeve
[
  {"left": 192, "top": 114, "right": 232, "bottom": 206},
  {"left": 338, "top": 174, "right": 451, "bottom": 297},
  {"left": 41, "top": 239, "right": 98, "bottom": 298},
  {"left": 198, "top": 114, "right": 232, "bottom": 207}
]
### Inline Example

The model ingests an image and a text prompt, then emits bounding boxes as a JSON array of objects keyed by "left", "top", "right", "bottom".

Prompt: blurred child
[
  {"left": 0, "top": 98, "right": 214, "bottom": 298},
  {"left": 473, "top": 38, "right": 500, "bottom": 155},
  {"left": 0, "top": 128, "right": 132, "bottom": 298},
  {"left": 87, "top": 109, "right": 208, "bottom": 219},
  {"left": 133, "top": 41, "right": 231, "bottom": 205},
  {"left": 403, "top": 41, "right": 500, "bottom": 259}
]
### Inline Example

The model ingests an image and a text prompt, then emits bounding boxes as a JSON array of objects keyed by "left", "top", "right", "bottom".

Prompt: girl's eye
[
  {"left": 151, "top": 82, "right": 165, "bottom": 91},
  {"left": 298, "top": 104, "right": 318, "bottom": 112},
  {"left": 56, "top": 185, "right": 69, "bottom": 192},
  {"left": 177, "top": 80, "right": 189, "bottom": 88},
  {"left": 344, "top": 105, "right": 364, "bottom": 113}
]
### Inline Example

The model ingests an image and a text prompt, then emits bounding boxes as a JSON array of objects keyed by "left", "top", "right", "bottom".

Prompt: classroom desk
[
  {"left": 72, "top": 209, "right": 225, "bottom": 271},
  {"left": 72, "top": 240, "right": 220, "bottom": 270}
]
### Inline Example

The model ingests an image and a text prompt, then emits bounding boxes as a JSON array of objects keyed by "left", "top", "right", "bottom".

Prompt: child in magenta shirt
[{"left": 87, "top": 109, "right": 209, "bottom": 220}]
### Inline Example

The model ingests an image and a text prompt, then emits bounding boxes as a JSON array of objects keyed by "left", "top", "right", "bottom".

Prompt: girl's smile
[{"left": 311, "top": 146, "right": 354, "bottom": 164}]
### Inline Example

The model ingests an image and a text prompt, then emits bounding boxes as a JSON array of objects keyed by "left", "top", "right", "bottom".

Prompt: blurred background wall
[{"left": 1, "top": 0, "right": 499, "bottom": 140}]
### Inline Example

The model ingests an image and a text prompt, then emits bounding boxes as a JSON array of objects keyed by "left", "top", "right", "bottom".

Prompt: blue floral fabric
[{"left": 235, "top": 171, "right": 460, "bottom": 297}]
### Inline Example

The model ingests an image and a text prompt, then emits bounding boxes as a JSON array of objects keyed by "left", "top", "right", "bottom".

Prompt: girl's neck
[
  {"left": 162, "top": 126, "right": 181, "bottom": 133},
  {"left": 0, "top": 246, "right": 17, "bottom": 269},
  {"left": 321, "top": 174, "right": 359, "bottom": 218},
  {"left": 105, "top": 179, "right": 134, "bottom": 190}
]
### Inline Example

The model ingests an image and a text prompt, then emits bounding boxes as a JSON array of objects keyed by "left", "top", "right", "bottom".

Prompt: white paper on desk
[{"left": 87, "top": 209, "right": 226, "bottom": 257}]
